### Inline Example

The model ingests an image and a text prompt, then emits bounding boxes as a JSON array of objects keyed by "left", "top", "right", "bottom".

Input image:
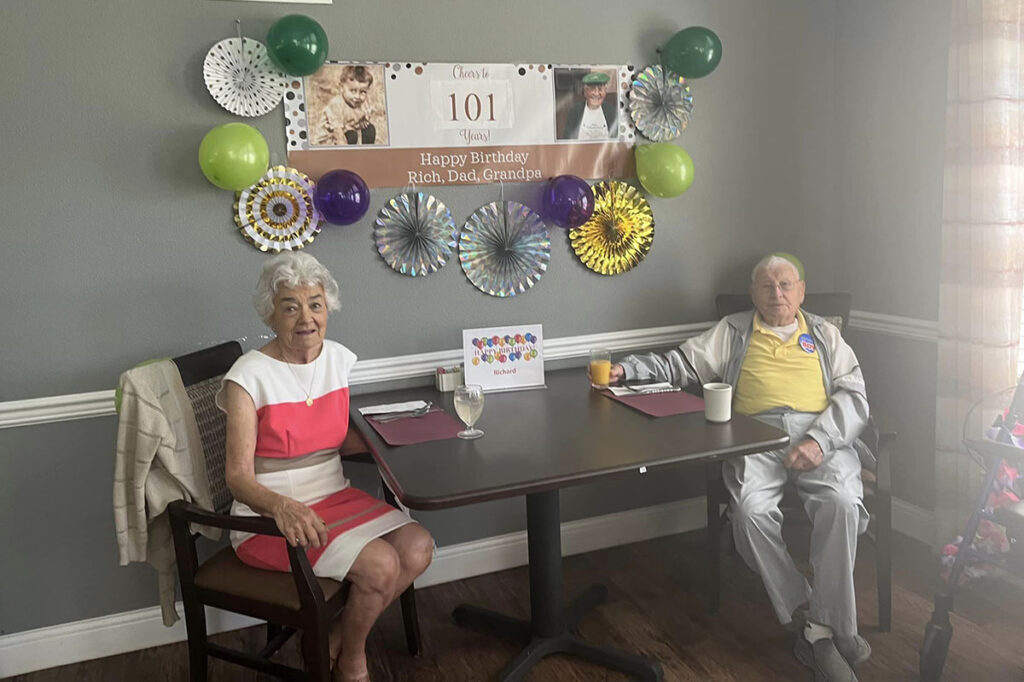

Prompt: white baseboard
[
  {"left": 0, "top": 604, "right": 263, "bottom": 679},
  {"left": 0, "top": 494, "right": 931, "bottom": 678}
]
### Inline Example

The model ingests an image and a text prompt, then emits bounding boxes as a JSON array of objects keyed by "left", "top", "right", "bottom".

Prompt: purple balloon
[
  {"left": 314, "top": 169, "right": 370, "bottom": 225},
  {"left": 541, "top": 175, "right": 595, "bottom": 228}
]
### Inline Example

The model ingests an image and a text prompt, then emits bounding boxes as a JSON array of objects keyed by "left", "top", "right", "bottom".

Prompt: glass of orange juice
[{"left": 589, "top": 348, "right": 612, "bottom": 389}]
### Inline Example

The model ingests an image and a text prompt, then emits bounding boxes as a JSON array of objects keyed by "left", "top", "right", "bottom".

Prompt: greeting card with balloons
[{"left": 462, "top": 325, "right": 545, "bottom": 392}]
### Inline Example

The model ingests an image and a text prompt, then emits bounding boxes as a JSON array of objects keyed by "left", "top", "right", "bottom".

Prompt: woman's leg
[
  {"left": 331, "top": 539, "right": 401, "bottom": 680},
  {"left": 380, "top": 523, "right": 434, "bottom": 602}
]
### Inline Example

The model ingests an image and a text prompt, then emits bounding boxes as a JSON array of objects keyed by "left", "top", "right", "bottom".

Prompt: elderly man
[
  {"left": 562, "top": 70, "right": 618, "bottom": 140},
  {"left": 609, "top": 254, "right": 871, "bottom": 681}
]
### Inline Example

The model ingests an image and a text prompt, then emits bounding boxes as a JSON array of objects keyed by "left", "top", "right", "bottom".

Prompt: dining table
[{"left": 349, "top": 367, "right": 789, "bottom": 681}]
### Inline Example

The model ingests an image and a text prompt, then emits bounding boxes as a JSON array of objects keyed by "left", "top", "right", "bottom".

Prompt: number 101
[{"left": 447, "top": 93, "right": 496, "bottom": 122}]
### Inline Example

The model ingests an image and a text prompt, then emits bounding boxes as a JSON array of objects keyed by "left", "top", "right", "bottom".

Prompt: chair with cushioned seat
[
  {"left": 166, "top": 341, "right": 421, "bottom": 681},
  {"left": 709, "top": 293, "right": 894, "bottom": 632}
]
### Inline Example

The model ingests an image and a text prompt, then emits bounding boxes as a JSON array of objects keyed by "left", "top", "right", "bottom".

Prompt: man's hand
[
  {"left": 608, "top": 363, "right": 625, "bottom": 385},
  {"left": 587, "top": 362, "right": 626, "bottom": 385},
  {"left": 783, "top": 438, "right": 823, "bottom": 471}
]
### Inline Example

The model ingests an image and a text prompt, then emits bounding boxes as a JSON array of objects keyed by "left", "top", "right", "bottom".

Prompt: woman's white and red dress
[{"left": 216, "top": 340, "right": 414, "bottom": 580}]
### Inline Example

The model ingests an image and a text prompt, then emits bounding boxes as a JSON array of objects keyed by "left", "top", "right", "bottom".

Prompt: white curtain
[{"left": 936, "top": 0, "right": 1024, "bottom": 545}]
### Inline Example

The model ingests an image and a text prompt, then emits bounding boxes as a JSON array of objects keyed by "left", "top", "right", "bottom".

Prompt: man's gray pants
[{"left": 724, "top": 411, "right": 868, "bottom": 637}]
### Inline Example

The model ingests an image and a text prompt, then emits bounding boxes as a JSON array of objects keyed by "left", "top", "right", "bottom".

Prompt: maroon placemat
[
  {"left": 363, "top": 409, "right": 464, "bottom": 446},
  {"left": 601, "top": 389, "right": 705, "bottom": 418}
]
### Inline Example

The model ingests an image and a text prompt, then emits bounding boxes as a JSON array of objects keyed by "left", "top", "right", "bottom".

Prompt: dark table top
[{"left": 349, "top": 368, "right": 789, "bottom": 511}]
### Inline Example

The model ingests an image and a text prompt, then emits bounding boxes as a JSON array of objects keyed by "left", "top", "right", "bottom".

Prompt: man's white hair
[
  {"left": 253, "top": 252, "right": 341, "bottom": 327},
  {"left": 751, "top": 254, "right": 803, "bottom": 282}
]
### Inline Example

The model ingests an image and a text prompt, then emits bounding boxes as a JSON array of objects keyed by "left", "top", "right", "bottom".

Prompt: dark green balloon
[
  {"left": 266, "top": 15, "right": 329, "bottom": 77},
  {"left": 662, "top": 26, "right": 722, "bottom": 79}
]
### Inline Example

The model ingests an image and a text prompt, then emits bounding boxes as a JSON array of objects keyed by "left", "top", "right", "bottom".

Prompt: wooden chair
[
  {"left": 166, "top": 341, "right": 422, "bottom": 681},
  {"left": 709, "top": 293, "right": 894, "bottom": 632}
]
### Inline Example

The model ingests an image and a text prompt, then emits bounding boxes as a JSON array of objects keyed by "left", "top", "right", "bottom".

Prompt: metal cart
[{"left": 920, "top": 379, "right": 1024, "bottom": 680}]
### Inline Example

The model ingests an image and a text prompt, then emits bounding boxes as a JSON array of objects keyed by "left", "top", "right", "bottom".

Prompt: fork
[
  {"left": 624, "top": 384, "right": 680, "bottom": 395},
  {"left": 371, "top": 402, "right": 434, "bottom": 423}
]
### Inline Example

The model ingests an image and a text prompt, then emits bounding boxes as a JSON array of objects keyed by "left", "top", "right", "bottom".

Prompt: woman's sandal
[
  {"left": 330, "top": 648, "right": 369, "bottom": 682},
  {"left": 331, "top": 666, "right": 369, "bottom": 682}
]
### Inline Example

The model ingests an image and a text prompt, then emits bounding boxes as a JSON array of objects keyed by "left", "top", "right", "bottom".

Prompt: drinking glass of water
[{"left": 454, "top": 384, "right": 485, "bottom": 440}]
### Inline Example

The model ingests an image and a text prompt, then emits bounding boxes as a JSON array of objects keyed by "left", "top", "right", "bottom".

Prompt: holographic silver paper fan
[
  {"left": 460, "top": 201, "right": 551, "bottom": 297},
  {"left": 374, "top": 192, "right": 457, "bottom": 276},
  {"left": 628, "top": 65, "right": 693, "bottom": 142},
  {"left": 203, "top": 37, "right": 287, "bottom": 117}
]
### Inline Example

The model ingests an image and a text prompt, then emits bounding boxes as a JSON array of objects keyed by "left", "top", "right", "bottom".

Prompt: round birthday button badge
[{"left": 798, "top": 333, "right": 816, "bottom": 354}]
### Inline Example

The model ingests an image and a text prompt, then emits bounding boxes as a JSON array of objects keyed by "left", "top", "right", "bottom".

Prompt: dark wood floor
[{"left": 9, "top": 526, "right": 1024, "bottom": 681}]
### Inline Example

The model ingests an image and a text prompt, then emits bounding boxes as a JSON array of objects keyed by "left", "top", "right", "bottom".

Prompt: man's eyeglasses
[{"left": 757, "top": 281, "right": 798, "bottom": 293}]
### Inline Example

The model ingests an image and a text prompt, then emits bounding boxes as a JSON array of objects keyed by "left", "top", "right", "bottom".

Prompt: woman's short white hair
[
  {"left": 751, "top": 254, "right": 803, "bottom": 282},
  {"left": 253, "top": 252, "right": 341, "bottom": 326}
]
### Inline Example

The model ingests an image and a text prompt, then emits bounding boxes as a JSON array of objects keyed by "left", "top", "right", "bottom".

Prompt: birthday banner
[{"left": 285, "top": 62, "right": 637, "bottom": 188}]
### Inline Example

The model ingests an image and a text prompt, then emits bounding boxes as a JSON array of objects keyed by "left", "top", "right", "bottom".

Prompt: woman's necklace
[{"left": 280, "top": 343, "right": 319, "bottom": 407}]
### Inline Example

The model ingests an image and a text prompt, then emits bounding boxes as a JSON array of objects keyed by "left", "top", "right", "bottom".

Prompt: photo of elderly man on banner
[{"left": 555, "top": 68, "right": 619, "bottom": 141}]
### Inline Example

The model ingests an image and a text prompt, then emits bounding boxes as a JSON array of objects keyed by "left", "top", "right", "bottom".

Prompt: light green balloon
[
  {"left": 772, "top": 252, "right": 805, "bottom": 280},
  {"left": 198, "top": 123, "right": 269, "bottom": 191},
  {"left": 635, "top": 143, "right": 694, "bottom": 198}
]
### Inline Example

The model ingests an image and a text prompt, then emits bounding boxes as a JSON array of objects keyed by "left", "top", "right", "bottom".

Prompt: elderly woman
[{"left": 217, "top": 252, "right": 433, "bottom": 682}]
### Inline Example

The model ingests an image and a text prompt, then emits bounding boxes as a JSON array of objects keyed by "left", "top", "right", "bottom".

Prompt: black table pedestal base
[
  {"left": 454, "top": 584, "right": 662, "bottom": 681},
  {"left": 453, "top": 491, "right": 663, "bottom": 681}
]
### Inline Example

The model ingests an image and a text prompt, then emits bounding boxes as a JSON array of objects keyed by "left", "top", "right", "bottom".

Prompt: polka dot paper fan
[{"left": 203, "top": 37, "right": 287, "bottom": 117}]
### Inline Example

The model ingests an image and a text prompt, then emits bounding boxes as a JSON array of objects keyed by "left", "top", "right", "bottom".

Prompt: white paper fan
[{"left": 203, "top": 37, "right": 287, "bottom": 117}]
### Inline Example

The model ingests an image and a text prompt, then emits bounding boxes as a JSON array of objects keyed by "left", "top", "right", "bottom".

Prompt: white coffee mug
[{"left": 703, "top": 382, "right": 733, "bottom": 423}]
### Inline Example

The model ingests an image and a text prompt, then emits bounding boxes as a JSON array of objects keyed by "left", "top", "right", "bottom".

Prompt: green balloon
[
  {"left": 198, "top": 123, "right": 269, "bottom": 191},
  {"left": 635, "top": 143, "right": 694, "bottom": 198},
  {"left": 663, "top": 26, "right": 722, "bottom": 79},
  {"left": 266, "top": 15, "right": 329, "bottom": 77}
]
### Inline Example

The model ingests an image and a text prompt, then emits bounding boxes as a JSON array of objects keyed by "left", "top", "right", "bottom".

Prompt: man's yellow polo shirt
[{"left": 733, "top": 311, "right": 828, "bottom": 416}]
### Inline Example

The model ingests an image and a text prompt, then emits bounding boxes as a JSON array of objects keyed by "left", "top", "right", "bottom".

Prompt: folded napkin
[
  {"left": 607, "top": 382, "right": 681, "bottom": 396},
  {"left": 358, "top": 400, "right": 429, "bottom": 416}
]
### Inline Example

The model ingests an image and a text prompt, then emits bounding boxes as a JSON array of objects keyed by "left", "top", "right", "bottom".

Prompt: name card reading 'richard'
[{"left": 462, "top": 324, "right": 546, "bottom": 393}]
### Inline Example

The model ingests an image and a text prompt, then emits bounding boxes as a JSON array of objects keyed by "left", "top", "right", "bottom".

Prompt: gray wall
[
  {"left": 834, "top": 0, "right": 950, "bottom": 509},
  {"left": 1, "top": 0, "right": 840, "bottom": 401},
  {"left": 2, "top": 0, "right": 863, "bottom": 635}
]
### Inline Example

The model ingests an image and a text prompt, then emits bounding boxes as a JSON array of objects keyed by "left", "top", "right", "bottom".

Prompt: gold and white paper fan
[
  {"left": 203, "top": 37, "right": 287, "bottom": 117},
  {"left": 234, "top": 166, "right": 322, "bottom": 252}
]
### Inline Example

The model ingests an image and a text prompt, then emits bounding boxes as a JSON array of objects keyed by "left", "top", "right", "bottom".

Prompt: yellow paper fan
[{"left": 569, "top": 181, "right": 654, "bottom": 275}]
